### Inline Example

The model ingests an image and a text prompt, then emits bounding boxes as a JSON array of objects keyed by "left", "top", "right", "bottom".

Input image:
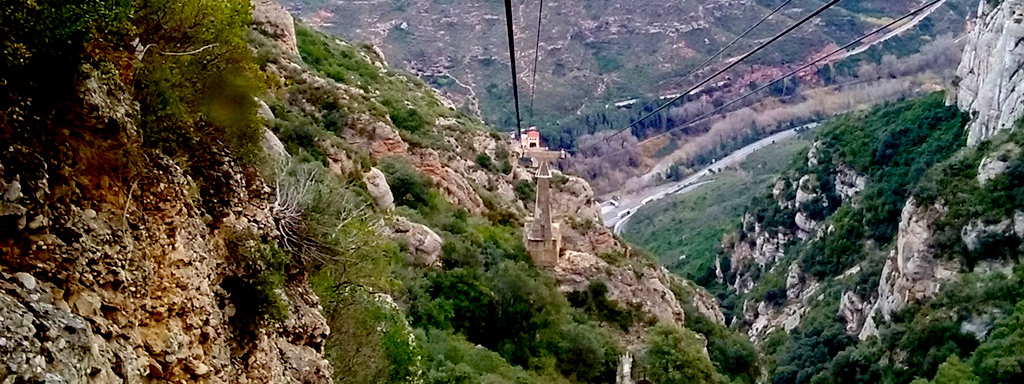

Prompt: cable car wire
[
  {"left": 503, "top": 0, "right": 524, "bottom": 139},
  {"left": 601, "top": 0, "right": 946, "bottom": 157},
  {"left": 528, "top": 0, "right": 545, "bottom": 119},
  {"left": 605, "top": 0, "right": 841, "bottom": 142}
]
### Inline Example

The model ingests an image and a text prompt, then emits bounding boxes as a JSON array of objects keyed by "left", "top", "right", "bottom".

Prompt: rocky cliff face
[
  {"left": 953, "top": 0, "right": 1024, "bottom": 145},
  {"left": 722, "top": 140, "right": 869, "bottom": 341},
  {"left": 852, "top": 199, "right": 961, "bottom": 339},
  {"left": 554, "top": 251, "right": 687, "bottom": 327},
  {"left": 0, "top": 67, "right": 331, "bottom": 382}
]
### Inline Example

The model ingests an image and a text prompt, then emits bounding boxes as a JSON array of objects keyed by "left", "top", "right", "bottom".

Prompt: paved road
[{"left": 601, "top": 124, "right": 816, "bottom": 234}]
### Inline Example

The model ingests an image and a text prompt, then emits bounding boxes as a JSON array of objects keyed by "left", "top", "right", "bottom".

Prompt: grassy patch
[{"left": 624, "top": 135, "right": 811, "bottom": 282}]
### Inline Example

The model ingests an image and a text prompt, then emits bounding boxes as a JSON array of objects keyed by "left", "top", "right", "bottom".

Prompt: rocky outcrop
[
  {"left": 835, "top": 165, "right": 868, "bottom": 201},
  {"left": 0, "top": 144, "right": 331, "bottom": 383},
  {"left": 742, "top": 262, "right": 820, "bottom": 342},
  {"left": 962, "top": 217, "right": 1016, "bottom": 252},
  {"left": 727, "top": 214, "right": 791, "bottom": 294},
  {"left": 858, "top": 199, "right": 960, "bottom": 339},
  {"left": 387, "top": 217, "right": 443, "bottom": 267},
  {"left": 411, "top": 148, "right": 487, "bottom": 214},
  {"left": 252, "top": 0, "right": 299, "bottom": 56},
  {"left": 673, "top": 278, "right": 726, "bottom": 326},
  {"left": 838, "top": 291, "right": 869, "bottom": 335},
  {"left": 551, "top": 172, "right": 623, "bottom": 255},
  {"left": 794, "top": 175, "right": 822, "bottom": 238},
  {"left": 262, "top": 127, "right": 290, "bottom": 162},
  {"left": 977, "top": 142, "right": 1020, "bottom": 184},
  {"left": 554, "top": 251, "right": 686, "bottom": 328},
  {"left": 363, "top": 167, "right": 395, "bottom": 210},
  {"left": 953, "top": 0, "right": 1024, "bottom": 145}
]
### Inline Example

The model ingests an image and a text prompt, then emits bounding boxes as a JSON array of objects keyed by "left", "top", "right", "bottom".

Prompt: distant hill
[{"left": 287, "top": 0, "right": 973, "bottom": 132}]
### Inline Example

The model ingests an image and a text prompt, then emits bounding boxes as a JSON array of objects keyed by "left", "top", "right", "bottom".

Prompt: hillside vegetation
[
  {"left": 639, "top": 92, "right": 1024, "bottom": 384},
  {"left": 624, "top": 134, "right": 812, "bottom": 283},
  {"left": 1, "top": 1, "right": 759, "bottom": 382}
]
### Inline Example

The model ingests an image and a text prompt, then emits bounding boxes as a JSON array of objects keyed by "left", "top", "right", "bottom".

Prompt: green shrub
[
  {"left": 223, "top": 232, "right": 291, "bottom": 331},
  {"left": 693, "top": 317, "right": 760, "bottom": 384},
  {"left": 514, "top": 180, "right": 536, "bottom": 203},
  {"left": 475, "top": 152, "right": 495, "bottom": 172},
  {"left": 638, "top": 324, "right": 723, "bottom": 384},
  {"left": 566, "top": 281, "right": 641, "bottom": 331},
  {"left": 418, "top": 328, "right": 544, "bottom": 384},
  {"left": 379, "top": 156, "right": 438, "bottom": 210},
  {"left": 383, "top": 97, "right": 429, "bottom": 133},
  {"left": 134, "top": 0, "right": 263, "bottom": 161}
]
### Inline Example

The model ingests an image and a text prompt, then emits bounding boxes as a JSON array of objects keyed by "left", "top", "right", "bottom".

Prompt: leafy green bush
[
  {"left": 514, "top": 180, "right": 536, "bottom": 203},
  {"left": 222, "top": 231, "right": 292, "bottom": 333},
  {"left": 418, "top": 328, "right": 544, "bottom": 384},
  {"left": 134, "top": 0, "right": 263, "bottom": 161},
  {"left": 801, "top": 206, "right": 866, "bottom": 278},
  {"left": 771, "top": 293, "right": 853, "bottom": 384},
  {"left": 686, "top": 311, "right": 760, "bottom": 384},
  {"left": 566, "top": 281, "right": 641, "bottom": 331},
  {"left": 969, "top": 298, "right": 1024, "bottom": 384},
  {"left": 379, "top": 156, "right": 439, "bottom": 210},
  {"left": 638, "top": 324, "right": 722, "bottom": 384},
  {"left": 475, "top": 152, "right": 495, "bottom": 172}
]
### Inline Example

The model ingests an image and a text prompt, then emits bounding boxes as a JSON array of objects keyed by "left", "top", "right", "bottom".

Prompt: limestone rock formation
[
  {"left": 838, "top": 291, "right": 869, "bottom": 335},
  {"left": 0, "top": 139, "right": 332, "bottom": 383},
  {"left": 554, "top": 251, "right": 686, "bottom": 328},
  {"left": 411, "top": 148, "right": 487, "bottom": 214},
  {"left": 388, "top": 217, "right": 443, "bottom": 267},
  {"left": 262, "top": 127, "right": 290, "bottom": 162},
  {"left": 728, "top": 214, "right": 791, "bottom": 294},
  {"left": 977, "top": 142, "right": 1020, "bottom": 185},
  {"left": 794, "top": 175, "right": 822, "bottom": 238},
  {"left": 962, "top": 217, "right": 1015, "bottom": 252},
  {"left": 252, "top": 0, "right": 299, "bottom": 56},
  {"left": 857, "top": 199, "right": 960, "bottom": 339},
  {"left": 741, "top": 262, "right": 820, "bottom": 342},
  {"left": 363, "top": 167, "right": 395, "bottom": 210},
  {"left": 675, "top": 278, "right": 727, "bottom": 326},
  {"left": 835, "top": 165, "right": 868, "bottom": 201},
  {"left": 953, "top": 0, "right": 1024, "bottom": 145},
  {"left": 548, "top": 173, "right": 618, "bottom": 257}
]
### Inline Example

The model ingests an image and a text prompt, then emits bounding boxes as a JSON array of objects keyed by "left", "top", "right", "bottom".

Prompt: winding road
[{"left": 601, "top": 124, "right": 816, "bottom": 234}]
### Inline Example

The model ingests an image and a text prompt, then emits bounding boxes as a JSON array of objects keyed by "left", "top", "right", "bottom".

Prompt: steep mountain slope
[
  {"left": 287, "top": 0, "right": 973, "bottom": 130},
  {"left": 0, "top": 1, "right": 752, "bottom": 383},
  {"left": 623, "top": 1, "right": 1024, "bottom": 383}
]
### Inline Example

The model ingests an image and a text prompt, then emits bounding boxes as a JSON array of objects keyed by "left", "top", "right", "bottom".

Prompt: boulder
[
  {"left": 977, "top": 143, "right": 1020, "bottom": 185},
  {"left": 262, "top": 127, "right": 290, "bottom": 162},
  {"left": 252, "top": 0, "right": 300, "bottom": 56},
  {"left": 363, "top": 167, "right": 395, "bottom": 211},
  {"left": 961, "top": 217, "right": 1014, "bottom": 252},
  {"left": 389, "top": 217, "right": 442, "bottom": 267}
]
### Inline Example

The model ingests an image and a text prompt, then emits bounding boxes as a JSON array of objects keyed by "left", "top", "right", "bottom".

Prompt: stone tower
[{"left": 525, "top": 160, "right": 561, "bottom": 267}]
